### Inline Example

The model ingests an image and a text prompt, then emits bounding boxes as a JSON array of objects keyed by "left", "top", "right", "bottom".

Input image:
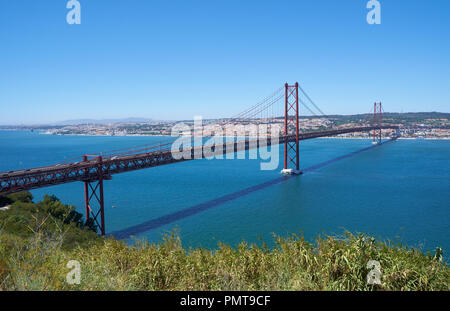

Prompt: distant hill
[
  {"left": 317, "top": 112, "right": 450, "bottom": 125},
  {"left": 1, "top": 112, "right": 449, "bottom": 128},
  {"left": 55, "top": 118, "right": 153, "bottom": 125}
]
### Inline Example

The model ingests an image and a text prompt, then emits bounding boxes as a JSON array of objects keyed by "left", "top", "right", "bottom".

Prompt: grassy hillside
[{"left": 0, "top": 192, "right": 448, "bottom": 291}]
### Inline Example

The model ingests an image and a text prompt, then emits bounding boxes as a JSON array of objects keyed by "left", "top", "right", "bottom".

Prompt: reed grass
[{"left": 1, "top": 229, "right": 448, "bottom": 291}]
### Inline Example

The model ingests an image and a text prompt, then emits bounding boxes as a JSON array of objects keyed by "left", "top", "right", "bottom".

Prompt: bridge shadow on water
[{"left": 109, "top": 139, "right": 394, "bottom": 239}]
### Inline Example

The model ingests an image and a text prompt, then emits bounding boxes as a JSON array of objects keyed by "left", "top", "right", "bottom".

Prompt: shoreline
[
  {"left": 37, "top": 132, "right": 450, "bottom": 141},
  {"left": 1, "top": 129, "right": 447, "bottom": 140}
]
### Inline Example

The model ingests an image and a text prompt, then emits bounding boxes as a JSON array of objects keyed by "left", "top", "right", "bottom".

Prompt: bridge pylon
[
  {"left": 372, "top": 102, "right": 382, "bottom": 144},
  {"left": 281, "top": 82, "right": 302, "bottom": 175},
  {"left": 82, "top": 155, "right": 106, "bottom": 235}
]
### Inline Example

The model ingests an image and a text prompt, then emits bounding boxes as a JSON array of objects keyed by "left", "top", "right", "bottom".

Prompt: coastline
[{"left": 37, "top": 131, "right": 450, "bottom": 140}]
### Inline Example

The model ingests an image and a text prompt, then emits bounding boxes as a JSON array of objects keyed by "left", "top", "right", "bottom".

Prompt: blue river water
[{"left": 0, "top": 130, "right": 449, "bottom": 253}]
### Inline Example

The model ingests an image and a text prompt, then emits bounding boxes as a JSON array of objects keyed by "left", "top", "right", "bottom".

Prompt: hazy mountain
[{"left": 55, "top": 118, "right": 153, "bottom": 125}]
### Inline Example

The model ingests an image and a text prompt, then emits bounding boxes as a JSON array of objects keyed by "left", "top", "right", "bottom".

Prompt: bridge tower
[
  {"left": 83, "top": 155, "right": 106, "bottom": 235},
  {"left": 372, "top": 102, "right": 382, "bottom": 144},
  {"left": 281, "top": 82, "right": 302, "bottom": 175}
]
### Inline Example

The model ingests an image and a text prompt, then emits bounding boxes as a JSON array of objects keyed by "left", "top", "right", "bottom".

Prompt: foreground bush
[
  {"left": 0, "top": 230, "right": 448, "bottom": 291},
  {"left": 0, "top": 192, "right": 448, "bottom": 291}
]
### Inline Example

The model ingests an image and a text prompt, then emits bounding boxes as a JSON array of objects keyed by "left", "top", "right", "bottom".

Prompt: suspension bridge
[{"left": 0, "top": 83, "right": 399, "bottom": 235}]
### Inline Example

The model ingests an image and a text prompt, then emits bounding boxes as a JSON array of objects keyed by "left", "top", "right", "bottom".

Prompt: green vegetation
[
  {"left": 0, "top": 192, "right": 100, "bottom": 250},
  {"left": 0, "top": 192, "right": 449, "bottom": 291}
]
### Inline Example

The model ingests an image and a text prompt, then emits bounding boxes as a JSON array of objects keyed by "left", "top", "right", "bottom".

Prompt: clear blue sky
[{"left": 1, "top": 0, "right": 449, "bottom": 124}]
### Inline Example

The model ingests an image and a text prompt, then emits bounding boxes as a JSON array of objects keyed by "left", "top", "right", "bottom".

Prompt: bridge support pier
[
  {"left": 281, "top": 82, "right": 302, "bottom": 175},
  {"left": 83, "top": 155, "right": 106, "bottom": 236},
  {"left": 281, "top": 168, "right": 302, "bottom": 175}
]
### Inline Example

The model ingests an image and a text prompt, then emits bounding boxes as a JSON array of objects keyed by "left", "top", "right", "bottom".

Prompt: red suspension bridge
[{"left": 0, "top": 83, "right": 398, "bottom": 235}]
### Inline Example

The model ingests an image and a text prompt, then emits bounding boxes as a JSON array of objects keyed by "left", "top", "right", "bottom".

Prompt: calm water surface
[{"left": 0, "top": 130, "right": 449, "bottom": 253}]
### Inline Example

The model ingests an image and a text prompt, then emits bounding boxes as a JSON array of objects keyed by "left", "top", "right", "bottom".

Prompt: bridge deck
[{"left": 0, "top": 126, "right": 397, "bottom": 195}]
